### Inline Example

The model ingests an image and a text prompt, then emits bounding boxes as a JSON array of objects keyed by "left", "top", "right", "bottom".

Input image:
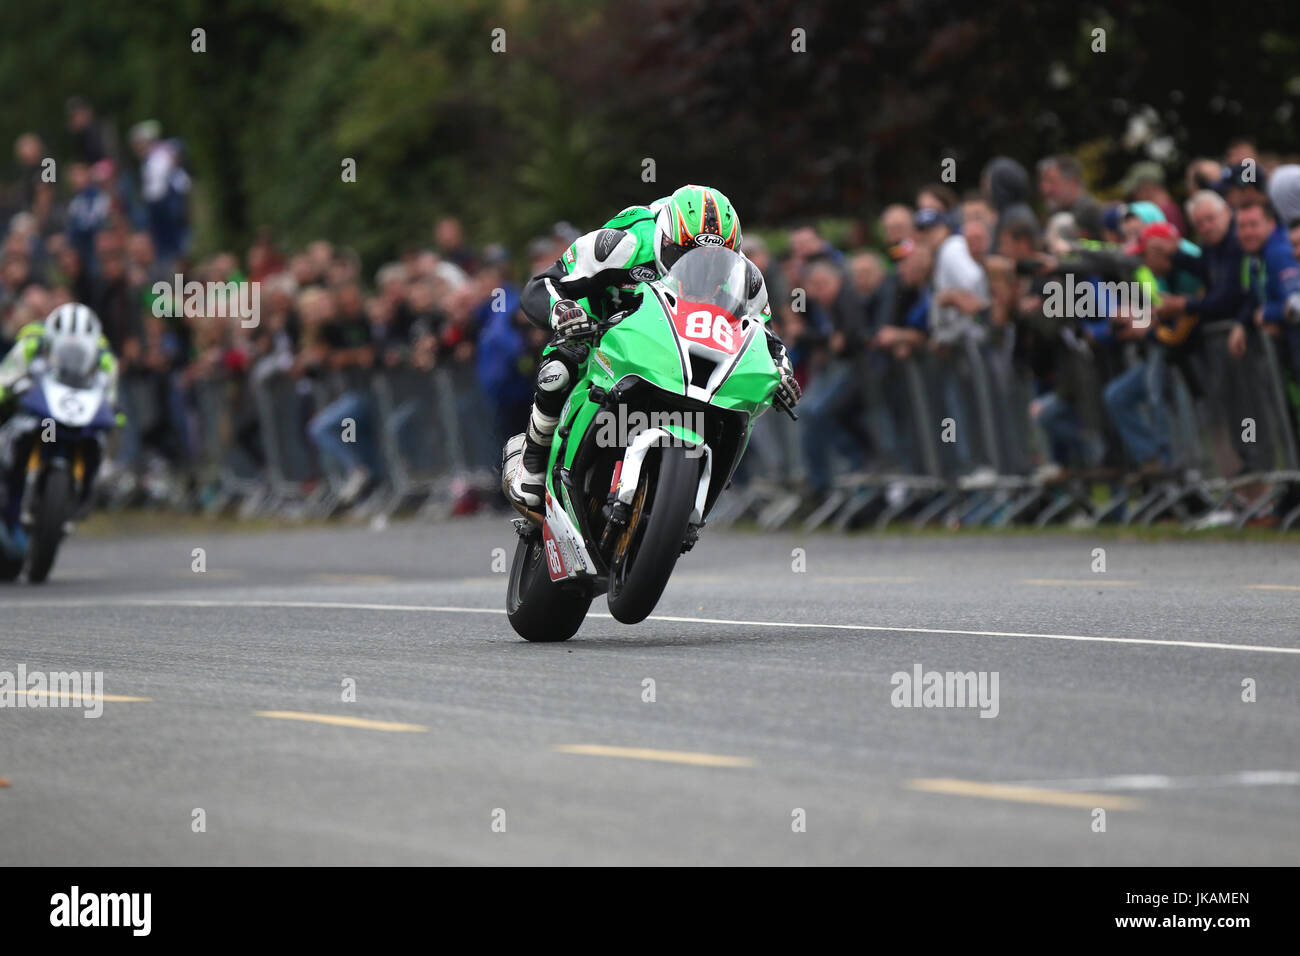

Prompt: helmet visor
[
  {"left": 51, "top": 337, "right": 97, "bottom": 386},
  {"left": 661, "top": 246, "right": 749, "bottom": 318}
]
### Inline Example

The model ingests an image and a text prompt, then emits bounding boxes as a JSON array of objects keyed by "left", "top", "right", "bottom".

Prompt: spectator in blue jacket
[
  {"left": 473, "top": 260, "right": 531, "bottom": 452},
  {"left": 65, "top": 162, "right": 111, "bottom": 274},
  {"left": 1231, "top": 196, "right": 1300, "bottom": 378}
]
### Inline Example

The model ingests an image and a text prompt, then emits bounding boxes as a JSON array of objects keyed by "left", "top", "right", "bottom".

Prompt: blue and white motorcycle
[{"left": 0, "top": 358, "right": 116, "bottom": 582}]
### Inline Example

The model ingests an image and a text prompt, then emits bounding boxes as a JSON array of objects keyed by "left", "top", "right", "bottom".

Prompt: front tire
[
  {"left": 26, "top": 467, "right": 72, "bottom": 584},
  {"left": 506, "top": 531, "right": 592, "bottom": 641},
  {"left": 606, "top": 445, "right": 698, "bottom": 625}
]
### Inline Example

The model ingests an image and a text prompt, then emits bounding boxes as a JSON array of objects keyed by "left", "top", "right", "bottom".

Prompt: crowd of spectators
[
  {"left": 766, "top": 143, "right": 1300, "bottom": 524},
  {"left": 1, "top": 99, "right": 567, "bottom": 511},
  {"left": 5, "top": 99, "right": 1300, "bottom": 524}
]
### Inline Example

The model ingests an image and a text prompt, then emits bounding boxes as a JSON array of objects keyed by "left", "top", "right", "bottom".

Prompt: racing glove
[
  {"left": 550, "top": 299, "right": 597, "bottom": 339},
  {"left": 772, "top": 344, "right": 801, "bottom": 412}
]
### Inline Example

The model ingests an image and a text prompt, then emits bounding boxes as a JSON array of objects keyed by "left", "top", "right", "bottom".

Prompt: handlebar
[{"left": 551, "top": 314, "right": 624, "bottom": 348}]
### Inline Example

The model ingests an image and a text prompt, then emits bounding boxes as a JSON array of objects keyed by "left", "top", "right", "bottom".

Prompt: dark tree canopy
[{"left": 4, "top": 0, "right": 1296, "bottom": 263}]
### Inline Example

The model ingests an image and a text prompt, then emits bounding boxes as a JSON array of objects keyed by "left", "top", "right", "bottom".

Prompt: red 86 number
[{"left": 681, "top": 309, "right": 737, "bottom": 352}]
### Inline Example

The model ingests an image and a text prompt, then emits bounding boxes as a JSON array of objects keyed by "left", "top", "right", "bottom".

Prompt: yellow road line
[
  {"left": 818, "top": 576, "right": 922, "bottom": 584},
  {"left": 254, "top": 710, "right": 427, "bottom": 733},
  {"left": 1021, "top": 578, "right": 1135, "bottom": 587},
  {"left": 554, "top": 744, "right": 755, "bottom": 768},
  {"left": 21, "top": 690, "right": 151, "bottom": 703},
  {"left": 1246, "top": 584, "right": 1300, "bottom": 591},
  {"left": 907, "top": 777, "right": 1142, "bottom": 810}
]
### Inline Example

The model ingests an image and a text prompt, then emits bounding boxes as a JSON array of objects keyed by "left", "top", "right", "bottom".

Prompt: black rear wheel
[
  {"left": 506, "top": 531, "right": 592, "bottom": 642},
  {"left": 26, "top": 467, "right": 72, "bottom": 584},
  {"left": 606, "top": 445, "right": 698, "bottom": 625}
]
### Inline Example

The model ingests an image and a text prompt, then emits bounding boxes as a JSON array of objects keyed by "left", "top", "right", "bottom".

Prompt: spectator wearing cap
[
  {"left": 1100, "top": 203, "right": 1128, "bottom": 245},
  {"left": 1220, "top": 161, "right": 1267, "bottom": 210},
  {"left": 1122, "top": 201, "right": 1200, "bottom": 258},
  {"left": 915, "top": 207, "right": 987, "bottom": 347},
  {"left": 1102, "top": 221, "right": 1202, "bottom": 473},
  {"left": 1037, "top": 154, "right": 1104, "bottom": 240},
  {"left": 1268, "top": 165, "right": 1300, "bottom": 229}
]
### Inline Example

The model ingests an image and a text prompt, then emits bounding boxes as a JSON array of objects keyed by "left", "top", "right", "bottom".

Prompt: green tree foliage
[{"left": 3, "top": 0, "right": 1297, "bottom": 267}]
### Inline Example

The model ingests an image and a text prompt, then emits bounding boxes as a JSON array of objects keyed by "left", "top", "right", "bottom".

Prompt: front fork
[{"left": 22, "top": 443, "right": 83, "bottom": 526}]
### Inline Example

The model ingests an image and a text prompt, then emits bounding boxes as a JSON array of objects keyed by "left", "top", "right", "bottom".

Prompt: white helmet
[{"left": 43, "top": 303, "right": 102, "bottom": 380}]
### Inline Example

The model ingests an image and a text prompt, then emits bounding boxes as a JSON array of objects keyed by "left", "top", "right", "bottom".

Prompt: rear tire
[
  {"left": 607, "top": 445, "right": 698, "bottom": 625},
  {"left": 506, "top": 531, "right": 592, "bottom": 642},
  {"left": 26, "top": 468, "right": 71, "bottom": 584}
]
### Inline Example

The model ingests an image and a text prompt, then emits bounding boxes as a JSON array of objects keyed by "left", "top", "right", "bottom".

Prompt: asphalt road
[{"left": 2, "top": 516, "right": 1298, "bottom": 865}]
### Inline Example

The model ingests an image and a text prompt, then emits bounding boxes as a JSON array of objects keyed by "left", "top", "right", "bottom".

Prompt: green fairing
[{"left": 548, "top": 268, "right": 780, "bottom": 505}]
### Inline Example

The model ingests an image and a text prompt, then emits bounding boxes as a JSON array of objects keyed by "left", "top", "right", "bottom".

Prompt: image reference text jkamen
[{"left": 1127, "top": 892, "right": 1250, "bottom": 908}]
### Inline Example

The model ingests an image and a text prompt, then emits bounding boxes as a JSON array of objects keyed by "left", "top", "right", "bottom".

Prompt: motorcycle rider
[
  {"left": 505, "top": 184, "right": 801, "bottom": 511},
  {"left": 0, "top": 303, "right": 119, "bottom": 557}
]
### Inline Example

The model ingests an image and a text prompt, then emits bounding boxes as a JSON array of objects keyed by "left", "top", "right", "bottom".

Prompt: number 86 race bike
[{"left": 502, "top": 246, "right": 795, "bottom": 642}]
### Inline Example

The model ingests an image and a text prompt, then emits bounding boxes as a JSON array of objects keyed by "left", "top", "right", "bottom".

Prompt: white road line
[
  {"left": 10, "top": 597, "right": 1300, "bottom": 656},
  {"left": 1004, "top": 771, "right": 1300, "bottom": 791}
]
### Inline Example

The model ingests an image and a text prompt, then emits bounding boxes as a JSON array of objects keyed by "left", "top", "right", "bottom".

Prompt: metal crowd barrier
[
  {"left": 95, "top": 319, "right": 1300, "bottom": 532},
  {"left": 719, "top": 316, "right": 1300, "bottom": 532},
  {"left": 191, "top": 375, "right": 267, "bottom": 516},
  {"left": 228, "top": 361, "right": 494, "bottom": 519}
]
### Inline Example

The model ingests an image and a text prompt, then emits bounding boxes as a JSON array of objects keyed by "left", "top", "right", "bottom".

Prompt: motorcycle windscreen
[
  {"left": 51, "top": 338, "right": 98, "bottom": 388},
  {"left": 660, "top": 246, "right": 750, "bottom": 321}
]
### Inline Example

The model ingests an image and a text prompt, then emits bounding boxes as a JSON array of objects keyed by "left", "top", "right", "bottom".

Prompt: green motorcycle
[{"left": 504, "top": 246, "right": 793, "bottom": 642}]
